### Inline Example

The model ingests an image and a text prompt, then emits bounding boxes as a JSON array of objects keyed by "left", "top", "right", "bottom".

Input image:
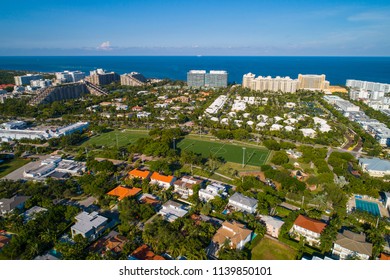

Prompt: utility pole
[
  {"left": 242, "top": 147, "right": 246, "bottom": 168},
  {"left": 173, "top": 137, "right": 176, "bottom": 151}
]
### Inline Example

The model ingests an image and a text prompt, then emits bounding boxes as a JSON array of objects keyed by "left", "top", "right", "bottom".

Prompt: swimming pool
[{"left": 355, "top": 199, "right": 381, "bottom": 216}]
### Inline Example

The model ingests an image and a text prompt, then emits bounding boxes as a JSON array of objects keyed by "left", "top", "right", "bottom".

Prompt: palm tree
[{"left": 26, "top": 242, "right": 40, "bottom": 259}]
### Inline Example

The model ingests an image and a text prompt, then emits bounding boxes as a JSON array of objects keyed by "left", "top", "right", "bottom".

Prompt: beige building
[
  {"left": 86, "top": 69, "right": 120, "bottom": 86},
  {"left": 212, "top": 220, "right": 252, "bottom": 250},
  {"left": 298, "top": 74, "right": 329, "bottom": 90},
  {"left": 120, "top": 72, "right": 147, "bottom": 86},
  {"left": 242, "top": 73, "right": 298, "bottom": 93}
]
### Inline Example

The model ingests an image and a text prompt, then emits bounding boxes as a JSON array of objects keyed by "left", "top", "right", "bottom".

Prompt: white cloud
[{"left": 97, "top": 41, "right": 112, "bottom": 51}]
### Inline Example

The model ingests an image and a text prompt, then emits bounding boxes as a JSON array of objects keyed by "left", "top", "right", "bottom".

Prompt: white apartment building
[
  {"left": 56, "top": 70, "right": 86, "bottom": 83},
  {"left": 205, "top": 95, "right": 228, "bottom": 115},
  {"left": 346, "top": 79, "right": 390, "bottom": 93},
  {"left": 14, "top": 74, "right": 43, "bottom": 86}
]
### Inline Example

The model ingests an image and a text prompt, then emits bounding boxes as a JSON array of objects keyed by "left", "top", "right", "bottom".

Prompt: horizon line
[{"left": 0, "top": 55, "right": 390, "bottom": 58}]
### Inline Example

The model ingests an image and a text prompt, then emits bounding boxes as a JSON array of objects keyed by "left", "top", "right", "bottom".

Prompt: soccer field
[
  {"left": 177, "top": 138, "right": 270, "bottom": 167},
  {"left": 82, "top": 130, "right": 148, "bottom": 147}
]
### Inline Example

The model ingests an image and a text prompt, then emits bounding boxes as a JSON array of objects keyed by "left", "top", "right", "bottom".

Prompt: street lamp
[{"left": 242, "top": 147, "right": 246, "bottom": 168}]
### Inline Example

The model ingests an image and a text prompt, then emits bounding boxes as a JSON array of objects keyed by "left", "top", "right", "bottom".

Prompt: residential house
[
  {"left": 300, "top": 128, "right": 317, "bottom": 138},
  {"left": 136, "top": 111, "right": 151, "bottom": 118},
  {"left": 130, "top": 244, "right": 165, "bottom": 260},
  {"left": 212, "top": 220, "right": 252, "bottom": 251},
  {"left": 291, "top": 170, "right": 309, "bottom": 181},
  {"left": 260, "top": 215, "right": 285, "bottom": 238},
  {"left": 379, "top": 253, "right": 390, "bottom": 260},
  {"left": 286, "top": 149, "right": 302, "bottom": 159},
  {"left": 384, "top": 192, "right": 390, "bottom": 210},
  {"left": 199, "top": 183, "right": 227, "bottom": 202},
  {"left": 190, "top": 214, "right": 223, "bottom": 227},
  {"left": 270, "top": 124, "right": 283, "bottom": 131},
  {"left": 104, "top": 232, "right": 128, "bottom": 255},
  {"left": 0, "top": 195, "right": 30, "bottom": 216},
  {"left": 131, "top": 106, "right": 143, "bottom": 112},
  {"left": 34, "top": 253, "right": 60, "bottom": 260},
  {"left": 23, "top": 206, "right": 47, "bottom": 222},
  {"left": 301, "top": 255, "right": 334, "bottom": 260},
  {"left": 150, "top": 172, "right": 176, "bottom": 189},
  {"left": 128, "top": 169, "right": 151, "bottom": 180},
  {"left": 174, "top": 176, "right": 203, "bottom": 198},
  {"left": 158, "top": 200, "right": 188, "bottom": 222},
  {"left": 291, "top": 215, "right": 327, "bottom": 246},
  {"left": 138, "top": 193, "right": 160, "bottom": 208},
  {"left": 228, "top": 192, "right": 258, "bottom": 214},
  {"left": 71, "top": 211, "right": 108, "bottom": 241},
  {"left": 0, "top": 234, "right": 10, "bottom": 250},
  {"left": 332, "top": 230, "right": 372, "bottom": 260},
  {"left": 284, "top": 125, "right": 296, "bottom": 132},
  {"left": 106, "top": 186, "right": 141, "bottom": 201},
  {"left": 274, "top": 116, "right": 283, "bottom": 122}
]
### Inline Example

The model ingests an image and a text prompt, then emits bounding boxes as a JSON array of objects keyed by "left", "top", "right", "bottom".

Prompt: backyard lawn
[{"left": 251, "top": 236, "right": 297, "bottom": 260}]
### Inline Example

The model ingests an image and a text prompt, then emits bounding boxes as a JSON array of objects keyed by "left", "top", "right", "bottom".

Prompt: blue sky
[{"left": 1, "top": 0, "right": 390, "bottom": 56}]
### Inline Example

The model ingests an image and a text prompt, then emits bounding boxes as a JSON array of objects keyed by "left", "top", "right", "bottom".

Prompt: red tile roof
[
  {"left": 107, "top": 186, "right": 141, "bottom": 201},
  {"left": 0, "top": 84, "right": 14, "bottom": 89},
  {"left": 294, "top": 215, "right": 326, "bottom": 234},
  {"left": 151, "top": 172, "right": 174, "bottom": 184},
  {"left": 0, "top": 235, "right": 10, "bottom": 249},
  {"left": 380, "top": 253, "right": 390, "bottom": 260},
  {"left": 131, "top": 244, "right": 165, "bottom": 260},
  {"left": 128, "top": 169, "right": 151, "bottom": 179}
]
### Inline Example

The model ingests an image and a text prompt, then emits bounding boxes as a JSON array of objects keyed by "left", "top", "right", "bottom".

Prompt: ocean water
[{"left": 0, "top": 56, "right": 390, "bottom": 85}]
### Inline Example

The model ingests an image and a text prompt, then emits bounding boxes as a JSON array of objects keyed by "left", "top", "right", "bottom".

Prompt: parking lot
[{"left": 2, "top": 155, "right": 50, "bottom": 181}]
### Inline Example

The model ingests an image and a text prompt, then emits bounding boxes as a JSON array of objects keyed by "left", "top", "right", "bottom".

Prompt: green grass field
[
  {"left": 251, "top": 236, "right": 297, "bottom": 260},
  {"left": 81, "top": 130, "right": 270, "bottom": 167},
  {"left": 82, "top": 130, "right": 148, "bottom": 148},
  {"left": 177, "top": 137, "right": 270, "bottom": 167},
  {"left": 0, "top": 158, "right": 31, "bottom": 178}
]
